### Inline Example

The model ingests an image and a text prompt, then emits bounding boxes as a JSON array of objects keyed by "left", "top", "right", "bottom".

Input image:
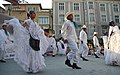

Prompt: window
[
  {"left": 90, "top": 26, "right": 95, "bottom": 37},
  {"left": 113, "top": 4, "right": 119, "bottom": 12},
  {"left": 101, "top": 15, "right": 107, "bottom": 22},
  {"left": 75, "top": 15, "right": 80, "bottom": 23},
  {"left": 59, "top": 3, "right": 64, "bottom": 10},
  {"left": 102, "top": 25, "right": 108, "bottom": 34},
  {"left": 115, "top": 15, "right": 119, "bottom": 23},
  {"left": 28, "top": 7, "right": 39, "bottom": 12},
  {"left": 89, "top": 13, "right": 95, "bottom": 22},
  {"left": 38, "top": 16, "right": 49, "bottom": 24},
  {"left": 33, "top": 7, "right": 36, "bottom": 11},
  {"left": 59, "top": 14, "right": 64, "bottom": 24},
  {"left": 74, "top": 3, "right": 80, "bottom": 10},
  {"left": 100, "top": 4, "right": 106, "bottom": 11},
  {"left": 28, "top": 7, "right": 32, "bottom": 11},
  {"left": 88, "top": 2, "right": 94, "bottom": 9},
  {"left": 33, "top": 7, "right": 39, "bottom": 12}
]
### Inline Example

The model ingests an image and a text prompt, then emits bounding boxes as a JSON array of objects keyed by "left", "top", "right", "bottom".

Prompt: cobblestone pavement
[{"left": 0, "top": 55, "right": 120, "bottom": 75}]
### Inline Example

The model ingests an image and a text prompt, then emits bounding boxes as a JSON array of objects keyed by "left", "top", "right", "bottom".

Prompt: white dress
[
  {"left": 105, "top": 26, "right": 120, "bottom": 65},
  {"left": 57, "top": 40, "right": 67, "bottom": 55},
  {"left": 0, "top": 30, "right": 6, "bottom": 60},
  {"left": 6, "top": 18, "right": 49, "bottom": 73}
]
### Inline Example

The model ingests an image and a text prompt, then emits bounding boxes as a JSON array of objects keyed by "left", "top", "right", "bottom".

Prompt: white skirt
[{"left": 105, "top": 33, "right": 120, "bottom": 65}]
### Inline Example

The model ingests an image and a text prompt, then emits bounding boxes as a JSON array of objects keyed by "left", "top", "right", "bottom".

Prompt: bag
[{"left": 29, "top": 35, "right": 40, "bottom": 51}]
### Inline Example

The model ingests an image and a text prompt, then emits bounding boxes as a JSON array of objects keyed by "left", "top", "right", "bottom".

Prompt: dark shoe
[
  {"left": 94, "top": 54, "right": 100, "bottom": 58},
  {"left": 80, "top": 56, "right": 88, "bottom": 61},
  {"left": 82, "top": 58, "right": 88, "bottom": 61},
  {"left": 100, "top": 51, "right": 104, "bottom": 55},
  {"left": 72, "top": 63, "right": 81, "bottom": 69},
  {"left": 65, "top": 59, "right": 72, "bottom": 67},
  {"left": 0, "top": 60, "right": 6, "bottom": 63},
  {"left": 112, "top": 61, "right": 118, "bottom": 66},
  {"left": 27, "top": 71, "right": 33, "bottom": 74},
  {"left": 52, "top": 55, "right": 55, "bottom": 57}
]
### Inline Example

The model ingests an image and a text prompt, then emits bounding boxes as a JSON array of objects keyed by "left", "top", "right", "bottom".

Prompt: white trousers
[
  {"left": 95, "top": 46, "right": 101, "bottom": 55},
  {"left": 79, "top": 43, "right": 89, "bottom": 57},
  {"left": 67, "top": 40, "right": 79, "bottom": 63}
]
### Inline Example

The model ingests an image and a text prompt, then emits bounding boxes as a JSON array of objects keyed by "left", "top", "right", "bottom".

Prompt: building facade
[
  {"left": 0, "top": 2, "right": 53, "bottom": 29},
  {"left": 52, "top": 0, "right": 120, "bottom": 39}
]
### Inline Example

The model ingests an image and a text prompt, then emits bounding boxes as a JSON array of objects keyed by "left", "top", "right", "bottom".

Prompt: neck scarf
[
  {"left": 3, "top": 29, "right": 9, "bottom": 36},
  {"left": 69, "top": 20, "right": 78, "bottom": 29}
]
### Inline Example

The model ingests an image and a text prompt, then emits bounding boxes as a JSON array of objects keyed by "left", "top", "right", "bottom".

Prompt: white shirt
[
  {"left": 61, "top": 20, "right": 78, "bottom": 42},
  {"left": 79, "top": 30, "right": 87, "bottom": 43},
  {"left": 93, "top": 36, "right": 99, "bottom": 47}
]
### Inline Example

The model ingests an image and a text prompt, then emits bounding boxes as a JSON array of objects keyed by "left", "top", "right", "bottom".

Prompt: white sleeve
[
  {"left": 108, "top": 26, "right": 113, "bottom": 37},
  {"left": 93, "top": 36, "right": 97, "bottom": 47},
  {"left": 61, "top": 22, "right": 68, "bottom": 40},
  {"left": 79, "top": 31, "right": 84, "bottom": 41}
]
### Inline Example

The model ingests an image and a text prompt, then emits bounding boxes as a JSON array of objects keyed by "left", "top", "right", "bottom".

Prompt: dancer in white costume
[
  {"left": 6, "top": 11, "right": 49, "bottom": 73},
  {"left": 0, "top": 23, "right": 13, "bottom": 62},
  {"left": 93, "top": 32, "right": 101, "bottom": 58},
  {"left": 79, "top": 25, "right": 89, "bottom": 61},
  {"left": 61, "top": 12, "right": 81, "bottom": 69},
  {"left": 105, "top": 21, "right": 120, "bottom": 66}
]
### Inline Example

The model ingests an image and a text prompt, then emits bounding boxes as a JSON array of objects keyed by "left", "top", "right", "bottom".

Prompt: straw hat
[
  {"left": 81, "top": 25, "right": 87, "bottom": 29},
  {"left": 65, "top": 12, "right": 74, "bottom": 20}
]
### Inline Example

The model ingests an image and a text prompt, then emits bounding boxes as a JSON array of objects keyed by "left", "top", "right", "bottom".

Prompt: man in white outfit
[
  {"left": 79, "top": 25, "right": 89, "bottom": 61},
  {"left": 61, "top": 12, "right": 81, "bottom": 69},
  {"left": 0, "top": 23, "right": 13, "bottom": 63},
  {"left": 93, "top": 32, "right": 101, "bottom": 58}
]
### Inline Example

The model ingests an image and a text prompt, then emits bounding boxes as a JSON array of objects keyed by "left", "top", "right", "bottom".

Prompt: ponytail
[
  {"left": 27, "top": 10, "right": 35, "bottom": 19},
  {"left": 27, "top": 13, "right": 30, "bottom": 19}
]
